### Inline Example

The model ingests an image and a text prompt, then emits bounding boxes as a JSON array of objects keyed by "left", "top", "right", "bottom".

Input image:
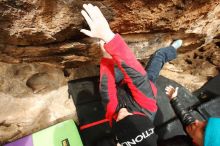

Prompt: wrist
[
  {"left": 170, "top": 96, "right": 177, "bottom": 101},
  {"left": 103, "top": 53, "right": 112, "bottom": 59},
  {"left": 102, "top": 31, "right": 115, "bottom": 43}
]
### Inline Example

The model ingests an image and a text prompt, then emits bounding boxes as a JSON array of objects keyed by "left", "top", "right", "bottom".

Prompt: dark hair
[{"left": 158, "top": 135, "right": 194, "bottom": 146}]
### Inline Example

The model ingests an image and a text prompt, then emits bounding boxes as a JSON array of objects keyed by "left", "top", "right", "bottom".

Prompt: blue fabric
[
  {"left": 146, "top": 46, "right": 177, "bottom": 83},
  {"left": 204, "top": 117, "right": 220, "bottom": 146}
]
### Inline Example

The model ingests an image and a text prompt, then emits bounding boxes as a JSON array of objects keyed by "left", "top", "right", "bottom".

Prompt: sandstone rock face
[
  {"left": 0, "top": 62, "right": 77, "bottom": 143},
  {"left": 0, "top": 0, "right": 84, "bottom": 45},
  {"left": 0, "top": 0, "right": 220, "bottom": 144}
]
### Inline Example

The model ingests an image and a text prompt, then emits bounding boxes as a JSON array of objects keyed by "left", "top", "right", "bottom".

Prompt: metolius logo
[
  {"left": 120, "top": 128, "right": 154, "bottom": 146},
  {"left": 62, "top": 139, "right": 70, "bottom": 146}
]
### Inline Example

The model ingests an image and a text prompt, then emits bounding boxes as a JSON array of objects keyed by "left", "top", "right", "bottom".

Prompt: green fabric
[{"left": 32, "top": 120, "right": 83, "bottom": 146}]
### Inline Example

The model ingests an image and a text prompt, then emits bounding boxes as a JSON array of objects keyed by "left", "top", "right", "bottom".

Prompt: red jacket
[{"left": 99, "top": 34, "right": 158, "bottom": 125}]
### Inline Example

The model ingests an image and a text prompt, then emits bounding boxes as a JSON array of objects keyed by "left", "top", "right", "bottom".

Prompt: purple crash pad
[{"left": 4, "top": 135, "right": 33, "bottom": 146}]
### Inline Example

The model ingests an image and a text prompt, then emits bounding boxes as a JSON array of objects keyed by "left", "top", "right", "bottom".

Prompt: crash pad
[
  {"left": 4, "top": 120, "right": 83, "bottom": 146},
  {"left": 194, "top": 74, "right": 220, "bottom": 99},
  {"left": 197, "top": 97, "right": 220, "bottom": 119},
  {"left": 68, "top": 75, "right": 220, "bottom": 145},
  {"left": 68, "top": 77, "right": 113, "bottom": 146},
  {"left": 68, "top": 75, "right": 200, "bottom": 142}
]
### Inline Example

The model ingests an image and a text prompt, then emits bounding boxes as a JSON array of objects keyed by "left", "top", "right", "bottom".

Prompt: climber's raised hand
[{"left": 80, "top": 3, "right": 115, "bottom": 43}]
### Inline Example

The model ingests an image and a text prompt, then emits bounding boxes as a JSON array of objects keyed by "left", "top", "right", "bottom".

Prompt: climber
[
  {"left": 165, "top": 85, "right": 220, "bottom": 146},
  {"left": 80, "top": 3, "right": 182, "bottom": 146}
]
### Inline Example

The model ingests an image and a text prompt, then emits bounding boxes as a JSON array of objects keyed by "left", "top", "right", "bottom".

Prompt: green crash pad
[
  {"left": 32, "top": 120, "right": 83, "bottom": 146},
  {"left": 4, "top": 120, "right": 83, "bottom": 146}
]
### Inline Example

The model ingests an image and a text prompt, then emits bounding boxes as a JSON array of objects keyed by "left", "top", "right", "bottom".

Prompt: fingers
[
  {"left": 165, "top": 91, "right": 170, "bottom": 95},
  {"left": 86, "top": 4, "right": 96, "bottom": 19},
  {"left": 94, "top": 6, "right": 105, "bottom": 18},
  {"left": 175, "top": 87, "right": 179, "bottom": 93},
  {"left": 165, "top": 87, "right": 170, "bottom": 91},
  {"left": 165, "top": 87, "right": 171, "bottom": 95},
  {"left": 83, "top": 4, "right": 101, "bottom": 21},
  {"left": 168, "top": 85, "right": 174, "bottom": 89},
  {"left": 82, "top": 4, "right": 93, "bottom": 19},
  {"left": 80, "top": 29, "right": 92, "bottom": 37},
  {"left": 165, "top": 85, "right": 174, "bottom": 89},
  {"left": 81, "top": 10, "right": 93, "bottom": 28},
  {"left": 186, "top": 124, "right": 194, "bottom": 134},
  {"left": 81, "top": 3, "right": 111, "bottom": 40},
  {"left": 165, "top": 85, "right": 179, "bottom": 98},
  {"left": 165, "top": 85, "right": 176, "bottom": 91},
  {"left": 165, "top": 85, "right": 174, "bottom": 92}
]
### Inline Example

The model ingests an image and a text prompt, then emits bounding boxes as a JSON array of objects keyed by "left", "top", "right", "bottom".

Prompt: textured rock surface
[
  {"left": 0, "top": 63, "right": 78, "bottom": 142},
  {"left": 0, "top": 0, "right": 220, "bottom": 144}
]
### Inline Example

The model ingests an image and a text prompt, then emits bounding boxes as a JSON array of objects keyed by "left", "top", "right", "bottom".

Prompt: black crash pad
[
  {"left": 197, "top": 97, "right": 220, "bottom": 119},
  {"left": 194, "top": 74, "right": 220, "bottom": 100},
  {"left": 201, "top": 74, "right": 220, "bottom": 97},
  {"left": 68, "top": 75, "right": 220, "bottom": 146},
  {"left": 68, "top": 77, "right": 101, "bottom": 105},
  {"left": 68, "top": 77, "right": 113, "bottom": 146}
]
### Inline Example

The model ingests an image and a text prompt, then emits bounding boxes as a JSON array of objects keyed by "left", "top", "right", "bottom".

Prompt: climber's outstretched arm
[{"left": 80, "top": 3, "right": 157, "bottom": 113}]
